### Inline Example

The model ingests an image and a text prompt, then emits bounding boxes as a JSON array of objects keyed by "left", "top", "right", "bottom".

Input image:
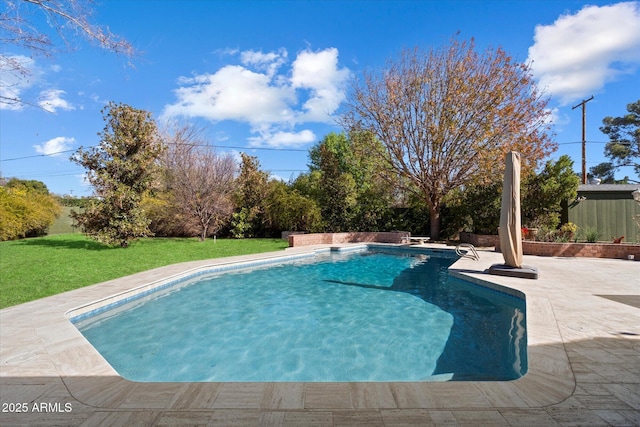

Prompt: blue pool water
[{"left": 74, "top": 247, "right": 527, "bottom": 382}]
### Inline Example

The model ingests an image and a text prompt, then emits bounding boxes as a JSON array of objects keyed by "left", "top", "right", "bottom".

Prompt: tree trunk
[{"left": 429, "top": 204, "right": 441, "bottom": 241}]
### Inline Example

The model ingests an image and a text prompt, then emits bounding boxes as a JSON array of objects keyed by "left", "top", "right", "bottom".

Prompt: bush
[
  {"left": 581, "top": 227, "right": 601, "bottom": 243},
  {"left": 558, "top": 222, "right": 577, "bottom": 242},
  {"left": 521, "top": 155, "right": 579, "bottom": 230},
  {"left": 0, "top": 183, "right": 61, "bottom": 240},
  {"left": 443, "top": 181, "right": 502, "bottom": 236},
  {"left": 230, "top": 208, "right": 253, "bottom": 238},
  {"left": 264, "top": 182, "right": 323, "bottom": 234},
  {"left": 444, "top": 155, "right": 580, "bottom": 238}
]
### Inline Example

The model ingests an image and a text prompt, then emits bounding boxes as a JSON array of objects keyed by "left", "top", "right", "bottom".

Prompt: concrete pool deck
[{"left": 1, "top": 245, "right": 639, "bottom": 426}]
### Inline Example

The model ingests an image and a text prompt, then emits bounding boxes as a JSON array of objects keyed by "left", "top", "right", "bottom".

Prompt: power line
[
  {"left": 6, "top": 171, "right": 86, "bottom": 178},
  {"left": 2, "top": 140, "right": 626, "bottom": 163},
  {"left": 1, "top": 143, "right": 309, "bottom": 162},
  {"left": 1, "top": 149, "right": 79, "bottom": 162},
  {"left": 556, "top": 140, "right": 615, "bottom": 146}
]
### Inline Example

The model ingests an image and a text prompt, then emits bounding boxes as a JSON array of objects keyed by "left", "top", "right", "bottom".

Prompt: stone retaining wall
[{"left": 288, "top": 231, "right": 410, "bottom": 247}]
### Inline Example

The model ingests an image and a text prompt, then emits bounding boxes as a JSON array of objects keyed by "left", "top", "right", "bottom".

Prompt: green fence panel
[{"left": 567, "top": 189, "right": 640, "bottom": 243}]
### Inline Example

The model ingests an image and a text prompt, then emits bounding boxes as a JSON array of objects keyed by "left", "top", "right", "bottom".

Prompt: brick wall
[
  {"left": 460, "top": 232, "right": 499, "bottom": 247},
  {"left": 288, "top": 231, "right": 410, "bottom": 247},
  {"left": 495, "top": 240, "right": 640, "bottom": 260}
]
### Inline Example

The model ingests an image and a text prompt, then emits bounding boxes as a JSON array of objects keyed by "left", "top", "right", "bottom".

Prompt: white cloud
[
  {"left": 164, "top": 65, "right": 296, "bottom": 125},
  {"left": 33, "top": 136, "right": 75, "bottom": 156},
  {"left": 545, "top": 107, "right": 569, "bottom": 127},
  {"left": 528, "top": 2, "right": 640, "bottom": 105},
  {"left": 163, "top": 47, "right": 349, "bottom": 147},
  {"left": 248, "top": 129, "right": 316, "bottom": 148},
  {"left": 291, "top": 48, "right": 351, "bottom": 122},
  {"left": 214, "top": 47, "right": 239, "bottom": 57},
  {"left": 0, "top": 55, "right": 39, "bottom": 110},
  {"left": 38, "top": 89, "right": 75, "bottom": 113},
  {"left": 240, "top": 48, "right": 288, "bottom": 77}
]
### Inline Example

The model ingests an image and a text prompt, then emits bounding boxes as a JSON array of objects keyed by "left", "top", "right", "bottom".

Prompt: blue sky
[{"left": 1, "top": 0, "right": 639, "bottom": 196}]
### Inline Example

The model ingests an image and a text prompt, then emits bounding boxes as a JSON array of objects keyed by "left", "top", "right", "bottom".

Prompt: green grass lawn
[{"left": 0, "top": 234, "right": 289, "bottom": 309}]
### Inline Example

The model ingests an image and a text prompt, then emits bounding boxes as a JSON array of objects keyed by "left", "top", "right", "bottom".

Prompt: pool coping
[{"left": 2, "top": 243, "right": 637, "bottom": 417}]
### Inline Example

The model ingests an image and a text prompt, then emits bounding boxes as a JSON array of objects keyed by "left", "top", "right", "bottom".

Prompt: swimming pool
[{"left": 71, "top": 246, "right": 527, "bottom": 382}]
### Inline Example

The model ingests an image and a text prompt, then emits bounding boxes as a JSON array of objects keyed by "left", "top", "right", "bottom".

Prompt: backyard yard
[{"left": 0, "top": 234, "right": 288, "bottom": 308}]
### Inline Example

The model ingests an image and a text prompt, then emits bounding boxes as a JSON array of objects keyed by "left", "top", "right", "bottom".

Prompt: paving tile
[
  {"left": 388, "top": 383, "right": 436, "bottom": 408},
  {"left": 380, "top": 408, "right": 435, "bottom": 426},
  {"left": 426, "top": 410, "right": 459, "bottom": 426},
  {"left": 261, "top": 383, "right": 304, "bottom": 409},
  {"left": 281, "top": 410, "right": 333, "bottom": 426},
  {"left": 208, "top": 409, "right": 261, "bottom": 426},
  {"left": 575, "top": 395, "right": 634, "bottom": 410},
  {"left": 304, "top": 383, "right": 352, "bottom": 409},
  {"left": 577, "top": 383, "right": 617, "bottom": 396},
  {"left": 499, "top": 409, "right": 560, "bottom": 426},
  {"left": 547, "top": 408, "right": 610, "bottom": 426},
  {"left": 156, "top": 410, "right": 213, "bottom": 426},
  {"left": 349, "top": 382, "right": 396, "bottom": 409},
  {"left": 0, "top": 409, "right": 92, "bottom": 427},
  {"left": 594, "top": 409, "right": 640, "bottom": 427},
  {"left": 78, "top": 410, "right": 162, "bottom": 426},
  {"left": 167, "top": 383, "right": 222, "bottom": 409},
  {"left": 332, "top": 410, "right": 384, "bottom": 426},
  {"left": 116, "top": 383, "right": 181, "bottom": 409},
  {"left": 64, "top": 376, "right": 129, "bottom": 408},
  {"left": 211, "top": 384, "right": 266, "bottom": 409},
  {"left": 604, "top": 384, "right": 640, "bottom": 410},
  {"left": 257, "top": 411, "right": 286, "bottom": 427},
  {"left": 451, "top": 409, "right": 509, "bottom": 426}
]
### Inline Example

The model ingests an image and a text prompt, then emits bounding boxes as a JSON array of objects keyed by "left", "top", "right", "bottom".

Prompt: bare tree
[
  {"left": 1, "top": 0, "right": 135, "bottom": 107},
  {"left": 341, "top": 37, "right": 556, "bottom": 239},
  {"left": 163, "top": 124, "right": 237, "bottom": 241}
]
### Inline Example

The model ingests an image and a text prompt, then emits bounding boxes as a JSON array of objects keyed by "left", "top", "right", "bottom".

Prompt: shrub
[
  {"left": 581, "top": 227, "right": 601, "bottom": 243},
  {"left": 557, "top": 222, "right": 577, "bottom": 241},
  {"left": 0, "top": 182, "right": 61, "bottom": 240},
  {"left": 522, "top": 155, "right": 579, "bottom": 230}
]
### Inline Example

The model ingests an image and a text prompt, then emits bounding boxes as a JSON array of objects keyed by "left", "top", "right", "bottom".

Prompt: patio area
[{"left": 1, "top": 245, "right": 639, "bottom": 426}]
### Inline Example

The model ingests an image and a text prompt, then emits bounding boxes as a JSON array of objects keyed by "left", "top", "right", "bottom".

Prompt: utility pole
[{"left": 572, "top": 95, "right": 594, "bottom": 184}]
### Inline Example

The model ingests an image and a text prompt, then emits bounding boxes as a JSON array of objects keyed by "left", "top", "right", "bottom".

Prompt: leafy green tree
[
  {"left": 522, "top": 155, "right": 579, "bottom": 229},
  {"left": 5, "top": 178, "right": 49, "bottom": 194},
  {"left": 445, "top": 180, "right": 503, "bottom": 235},
  {"left": 70, "top": 102, "right": 164, "bottom": 247},
  {"left": 591, "top": 100, "right": 640, "bottom": 182},
  {"left": 341, "top": 37, "right": 555, "bottom": 239},
  {"left": 0, "top": 179, "right": 61, "bottom": 240},
  {"left": 56, "top": 195, "right": 95, "bottom": 208},
  {"left": 588, "top": 163, "right": 617, "bottom": 184},
  {"left": 307, "top": 132, "right": 395, "bottom": 232},
  {"left": 347, "top": 131, "right": 397, "bottom": 231},
  {"left": 142, "top": 192, "right": 185, "bottom": 237},
  {"left": 231, "top": 153, "right": 270, "bottom": 237},
  {"left": 314, "top": 140, "right": 358, "bottom": 232},
  {"left": 264, "top": 180, "right": 322, "bottom": 233},
  {"left": 445, "top": 155, "right": 579, "bottom": 236},
  {"left": 292, "top": 170, "right": 322, "bottom": 201}
]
